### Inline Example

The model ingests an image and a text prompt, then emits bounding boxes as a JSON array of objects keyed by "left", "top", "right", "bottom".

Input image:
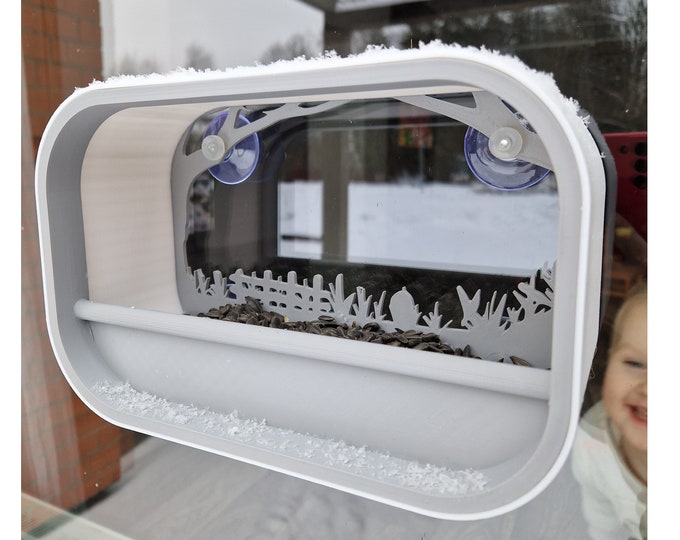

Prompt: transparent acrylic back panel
[{"left": 183, "top": 96, "right": 558, "bottom": 337}]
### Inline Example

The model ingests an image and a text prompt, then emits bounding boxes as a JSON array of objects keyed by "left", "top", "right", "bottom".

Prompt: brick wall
[{"left": 22, "top": 0, "right": 135, "bottom": 511}]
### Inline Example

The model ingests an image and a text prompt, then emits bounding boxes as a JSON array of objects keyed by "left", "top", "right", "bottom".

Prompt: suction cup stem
[
  {"left": 464, "top": 126, "right": 550, "bottom": 190},
  {"left": 488, "top": 127, "right": 522, "bottom": 160},
  {"left": 201, "top": 135, "right": 225, "bottom": 161},
  {"left": 203, "top": 111, "right": 260, "bottom": 185}
]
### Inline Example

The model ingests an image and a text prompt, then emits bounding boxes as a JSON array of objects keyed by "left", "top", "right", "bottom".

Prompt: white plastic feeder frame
[{"left": 36, "top": 46, "right": 607, "bottom": 520}]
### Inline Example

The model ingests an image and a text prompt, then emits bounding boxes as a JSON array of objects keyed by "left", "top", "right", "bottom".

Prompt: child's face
[{"left": 602, "top": 295, "right": 647, "bottom": 453}]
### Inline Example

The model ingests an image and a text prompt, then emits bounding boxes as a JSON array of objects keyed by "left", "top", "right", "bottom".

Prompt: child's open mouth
[{"left": 629, "top": 405, "right": 647, "bottom": 424}]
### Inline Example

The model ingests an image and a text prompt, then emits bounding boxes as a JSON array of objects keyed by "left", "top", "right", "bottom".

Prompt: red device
[{"left": 603, "top": 132, "right": 647, "bottom": 241}]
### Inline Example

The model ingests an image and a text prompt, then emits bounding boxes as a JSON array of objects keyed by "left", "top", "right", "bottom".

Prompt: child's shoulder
[
  {"left": 572, "top": 401, "right": 621, "bottom": 481},
  {"left": 578, "top": 400, "right": 609, "bottom": 441}
]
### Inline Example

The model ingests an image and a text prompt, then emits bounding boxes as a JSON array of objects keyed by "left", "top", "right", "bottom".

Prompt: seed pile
[
  {"left": 197, "top": 297, "right": 532, "bottom": 366},
  {"left": 197, "top": 297, "right": 476, "bottom": 357}
]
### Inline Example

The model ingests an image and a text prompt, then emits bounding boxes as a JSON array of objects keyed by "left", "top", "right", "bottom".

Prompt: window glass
[{"left": 22, "top": 1, "right": 647, "bottom": 538}]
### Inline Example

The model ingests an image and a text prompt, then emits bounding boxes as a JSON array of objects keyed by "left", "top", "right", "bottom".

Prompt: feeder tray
[{"left": 36, "top": 44, "right": 612, "bottom": 520}]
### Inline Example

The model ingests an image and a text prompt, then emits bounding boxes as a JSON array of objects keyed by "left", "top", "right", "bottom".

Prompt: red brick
[
  {"left": 26, "top": 34, "right": 67, "bottom": 65},
  {"left": 98, "top": 463, "right": 121, "bottom": 489},
  {"left": 24, "top": 58, "right": 56, "bottom": 88},
  {"left": 20, "top": 253, "right": 43, "bottom": 281},
  {"left": 26, "top": 86, "right": 56, "bottom": 114},
  {"left": 21, "top": 225, "right": 40, "bottom": 255},
  {"left": 73, "top": 407, "right": 105, "bottom": 435},
  {"left": 70, "top": 394, "right": 90, "bottom": 415},
  {"left": 55, "top": 0, "right": 100, "bottom": 21},
  {"left": 61, "top": 42, "right": 101, "bottom": 71},
  {"left": 22, "top": 291, "right": 42, "bottom": 316},
  {"left": 85, "top": 443, "right": 121, "bottom": 470},
  {"left": 26, "top": 349, "right": 57, "bottom": 378},
  {"left": 78, "top": 430, "right": 99, "bottom": 458},
  {"left": 78, "top": 18, "right": 100, "bottom": 45},
  {"left": 21, "top": 321, "right": 46, "bottom": 352},
  {"left": 32, "top": 135, "right": 43, "bottom": 155},
  {"left": 22, "top": 5, "right": 55, "bottom": 35},
  {"left": 20, "top": 280, "right": 45, "bottom": 304},
  {"left": 22, "top": 31, "right": 51, "bottom": 62},
  {"left": 20, "top": 271, "right": 48, "bottom": 309},
  {"left": 24, "top": 0, "right": 58, "bottom": 11},
  {"left": 98, "top": 423, "right": 123, "bottom": 448},
  {"left": 58, "top": 484, "right": 86, "bottom": 510},
  {"left": 40, "top": 357, "right": 66, "bottom": 384},
  {"left": 21, "top": 229, "right": 40, "bottom": 262},
  {"left": 21, "top": 388, "right": 46, "bottom": 412},
  {"left": 57, "top": 455, "right": 82, "bottom": 483},
  {"left": 22, "top": 286, "right": 45, "bottom": 317},
  {"left": 81, "top": 462, "right": 120, "bottom": 501},
  {"left": 30, "top": 465, "right": 61, "bottom": 500},
  {"left": 22, "top": 0, "right": 117, "bottom": 511},
  {"left": 120, "top": 429, "right": 136, "bottom": 455},
  {"left": 80, "top": 446, "right": 121, "bottom": 490},
  {"left": 78, "top": 423, "right": 120, "bottom": 459},
  {"left": 22, "top": 347, "right": 52, "bottom": 382},
  {"left": 60, "top": 66, "right": 97, "bottom": 90},
  {"left": 72, "top": 395, "right": 97, "bottom": 419},
  {"left": 37, "top": 9, "right": 60, "bottom": 37},
  {"left": 48, "top": 390, "right": 78, "bottom": 424},
  {"left": 51, "top": 425, "right": 80, "bottom": 457},
  {"left": 55, "top": 13, "right": 79, "bottom": 41},
  {"left": 30, "top": 111, "right": 51, "bottom": 139},
  {"left": 21, "top": 472, "right": 36, "bottom": 494}
]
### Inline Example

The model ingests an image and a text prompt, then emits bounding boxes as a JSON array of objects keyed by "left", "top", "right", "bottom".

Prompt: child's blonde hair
[{"left": 610, "top": 280, "right": 647, "bottom": 349}]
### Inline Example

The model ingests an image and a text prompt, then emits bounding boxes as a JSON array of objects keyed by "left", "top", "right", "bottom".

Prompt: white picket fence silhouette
[{"left": 228, "top": 269, "right": 332, "bottom": 320}]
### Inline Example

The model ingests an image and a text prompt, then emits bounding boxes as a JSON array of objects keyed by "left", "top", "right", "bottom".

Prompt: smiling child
[{"left": 572, "top": 281, "right": 647, "bottom": 540}]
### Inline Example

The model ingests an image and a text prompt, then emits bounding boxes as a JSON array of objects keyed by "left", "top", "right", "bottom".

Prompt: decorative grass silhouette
[{"left": 184, "top": 263, "right": 554, "bottom": 368}]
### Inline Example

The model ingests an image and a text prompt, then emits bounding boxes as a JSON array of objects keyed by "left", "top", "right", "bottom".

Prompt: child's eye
[{"left": 624, "top": 359, "right": 646, "bottom": 369}]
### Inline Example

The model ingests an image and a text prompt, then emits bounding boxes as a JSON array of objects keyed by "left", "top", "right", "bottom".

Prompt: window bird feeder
[{"left": 36, "top": 43, "right": 613, "bottom": 520}]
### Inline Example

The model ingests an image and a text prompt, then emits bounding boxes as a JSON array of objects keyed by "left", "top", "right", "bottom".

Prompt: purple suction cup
[
  {"left": 464, "top": 126, "right": 550, "bottom": 190},
  {"left": 203, "top": 111, "right": 260, "bottom": 185}
]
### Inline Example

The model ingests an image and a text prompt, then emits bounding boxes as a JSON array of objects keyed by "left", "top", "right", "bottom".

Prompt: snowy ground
[{"left": 279, "top": 179, "right": 559, "bottom": 275}]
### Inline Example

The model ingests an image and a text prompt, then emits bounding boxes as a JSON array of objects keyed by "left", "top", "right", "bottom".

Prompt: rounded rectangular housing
[{"left": 36, "top": 44, "right": 609, "bottom": 520}]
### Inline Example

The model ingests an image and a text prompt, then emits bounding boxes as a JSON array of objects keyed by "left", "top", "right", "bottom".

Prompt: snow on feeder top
[{"left": 35, "top": 42, "right": 613, "bottom": 520}]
